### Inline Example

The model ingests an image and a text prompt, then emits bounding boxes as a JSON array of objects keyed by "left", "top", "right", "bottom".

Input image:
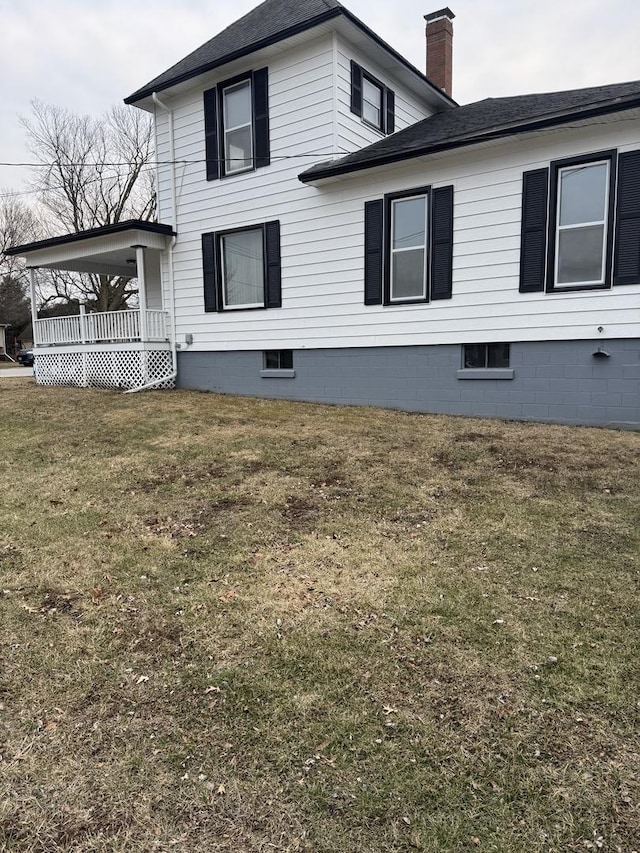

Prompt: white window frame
[
  {"left": 362, "top": 76, "right": 383, "bottom": 131},
  {"left": 222, "top": 79, "right": 253, "bottom": 176},
  {"left": 554, "top": 160, "right": 610, "bottom": 289},
  {"left": 390, "top": 194, "right": 429, "bottom": 302},
  {"left": 219, "top": 226, "right": 265, "bottom": 310}
]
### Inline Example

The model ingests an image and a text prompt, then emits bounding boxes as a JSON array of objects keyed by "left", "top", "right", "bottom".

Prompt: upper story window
[
  {"left": 203, "top": 68, "right": 270, "bottom": 181},
  {"left": 363, "top": 184, "right": 454, "bottom": 307},
  {"left": 362, "top": 77, "right": 383, "bottom": 130},
  {"left": 350, "top": 61, "right": 395, "bottom": 135},
  {"left": 517, "top": 148, "right": 640, "bottom": 295},
  {"left": 222, "top": 79, "right": 253, "bottom": 175}
]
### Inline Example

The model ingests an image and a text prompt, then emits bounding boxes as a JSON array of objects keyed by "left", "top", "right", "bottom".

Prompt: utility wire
[
  {"left": 0, "top": 153, "right": 345, "bottom": 168},
  {"left": 1, "top": 114, "right": 637, "bottom": 199}
]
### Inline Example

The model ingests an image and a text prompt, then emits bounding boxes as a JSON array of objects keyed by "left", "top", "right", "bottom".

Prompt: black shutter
[
  {"left": 364, "top": 199, "right": 384, "bottom": 305},
  {"left": 202, "top": 232, "right": 220, "bottom": 312},
  {"left": 430, "top": 185, "right": 454, "bottom": 300},
  {"left": 204, "top": 87, "right": 219, "bottom": 181},
  {"left": 385, "top": 88, "right": 395, "bottom": 134},
  {"left": 519, "top": 168, "right": 549, "bottom": 292},
  {"left": 350, "top": 61, "right": 363, "bottom": 117},
  {"left": 614, "top": 150, "right": 640, "bottom": 286},
  {"left": 253, "top": 68, "right": 270, "bottom": 170},
  {"left": 264, "top": 221, "right": 282, "bottom": 308}
]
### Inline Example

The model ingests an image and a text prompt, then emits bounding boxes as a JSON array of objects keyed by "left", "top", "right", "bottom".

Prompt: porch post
[
  {"left": 79, "top": 304, "right": 87, "bottom": 344},
  {"left": 28, "top": 268, "right": 38, "bottom": 346},
  {"left": 132, "top": 244, "right": 148, "bottom": 342}
]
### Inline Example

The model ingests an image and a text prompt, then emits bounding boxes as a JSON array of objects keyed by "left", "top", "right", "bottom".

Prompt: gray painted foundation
[{"left": 177, "top": 339, "right": 640, "bottom": 429}]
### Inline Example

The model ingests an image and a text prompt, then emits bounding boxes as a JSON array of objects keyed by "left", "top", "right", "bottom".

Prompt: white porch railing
[{"left": 34, "top": 309, "right": 169, "bottom": 346}]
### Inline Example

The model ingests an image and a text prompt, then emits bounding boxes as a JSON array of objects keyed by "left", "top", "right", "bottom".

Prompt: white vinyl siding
[
  {"left": 335, "top": 37, "right": 434, "bottom": 153},
  {"left": 154, "top": 42, "right": 640, "bottom": 352}
]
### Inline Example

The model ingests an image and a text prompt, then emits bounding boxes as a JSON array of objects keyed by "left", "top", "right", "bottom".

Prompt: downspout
[{"left": 127, "top": 91, "right": 178, "bottom": 392}]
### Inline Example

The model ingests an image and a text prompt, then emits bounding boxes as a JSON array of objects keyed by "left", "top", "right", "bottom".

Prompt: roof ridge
[{"left": 124, "top": 0, "right": 453, "bottom": 108}]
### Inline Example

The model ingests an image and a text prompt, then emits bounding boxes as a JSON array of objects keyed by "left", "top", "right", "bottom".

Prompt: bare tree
[
  {"left": 22, "top": 101, "right": 156, "bottom": 311},
  {"left": 0, "top": 192, "right": 41, "bottom": 285},
  {"left": 0, "top": 276, "right": 30, "bottom": 328}
]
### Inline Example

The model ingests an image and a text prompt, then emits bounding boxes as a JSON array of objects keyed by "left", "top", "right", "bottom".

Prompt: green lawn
[{"left": 0, "top": 380, "right": 638, "bottom": 852}]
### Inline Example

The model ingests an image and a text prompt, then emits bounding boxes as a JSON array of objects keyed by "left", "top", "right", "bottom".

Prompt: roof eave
[
  {"left": 125, "top": 6, "right": 455, "bottom": 111},
  {"left": 299, "top": 96, "right": 640, "bottom": 183},
  {"left": 124, "top": 7, "right": 344, "bottom": 105},
  {"left": 6, "top": 220, "right": 176, "bottom": 257}
]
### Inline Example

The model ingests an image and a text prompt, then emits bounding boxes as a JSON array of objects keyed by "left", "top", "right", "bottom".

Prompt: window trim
[
  {"left": 221, "top": 78, "right": 254, "bottom": 176},
  {"left": 218, "top": 72, "right": 255, "bottom": 178},
  {"left": 203, "top": 220, "right": 281, "bottom": 313},
  {"left": 546, "top": 150, "right": 617, "bottom": 293},
  {"left": 207, "top": 68, "right": 269, "bottom": 180},
  {"left": 350, "top": 61, "right": 395, "bottom": 136},
  {"left": 361, "top": 71, "right": 385, "bottom": 133},
  {"left": 217, "top": 224, "right": 267, "bottom": 312},
  {"left": 383, "top": 185, "right": 432, "bottom": 306}
]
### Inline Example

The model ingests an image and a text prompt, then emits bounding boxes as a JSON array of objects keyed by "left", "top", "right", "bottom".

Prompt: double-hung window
[
  {"left": 390, "top": 194, "right": 429, "bottom": 301},
  {"left": 204, "top": 68, "right": 270, "bottom": 180},
  {"left": 363, "top": 184, "right": 454, "bottom": 306},
  {"left": 554, "top": 160, "right": 610, "bottom": 288},
  {"left": 222, "top": 79, "right": 253, "bottom": 175},
  {"left": 518, "top": 149, "right": 628, "bottom": 294},
  {"left": 362, "top": 77, "right": 384, "bottom": 130},
  {"left": 350, "top": 61, "right": 395, "bottom": 135}
]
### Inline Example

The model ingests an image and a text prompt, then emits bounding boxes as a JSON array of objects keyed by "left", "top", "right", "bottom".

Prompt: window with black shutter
[
  {"left": 349, "top": 61, "right": 395, "bottom": 135},
  {"left": 202, "top": 221, "right": 281, "bottom": 312},
  {"left": 519, "top": 148, "right": 633, "bottom": 294},
  {"left": 204, "top": 67, "right": 270, "bottom": 181},
  {"left": 363, "top": 184, "right": 454, "bottom": 306}
]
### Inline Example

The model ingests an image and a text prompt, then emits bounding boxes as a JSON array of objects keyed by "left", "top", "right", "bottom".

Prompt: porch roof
[{"left": 6, "top": 220, "right": 175, "bottom": 277}]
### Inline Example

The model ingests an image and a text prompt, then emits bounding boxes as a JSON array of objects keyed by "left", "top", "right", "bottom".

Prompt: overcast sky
[{"left": 1, "top": 0, "right": 639, "bottom": 193}]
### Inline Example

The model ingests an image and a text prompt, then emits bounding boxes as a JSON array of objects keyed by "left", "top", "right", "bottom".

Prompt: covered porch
[{"left": 7, "top": 220, "right": 177, "bottom": 390}]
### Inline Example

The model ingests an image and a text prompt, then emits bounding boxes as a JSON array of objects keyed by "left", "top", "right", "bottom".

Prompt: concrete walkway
[{"left": 0, "top": 367, "right": 35, "bottom": 377}]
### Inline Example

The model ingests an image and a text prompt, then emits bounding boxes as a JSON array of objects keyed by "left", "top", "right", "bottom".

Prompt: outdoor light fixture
[{"left": 592, "top": 346, "right": 610, "bottom": 358}]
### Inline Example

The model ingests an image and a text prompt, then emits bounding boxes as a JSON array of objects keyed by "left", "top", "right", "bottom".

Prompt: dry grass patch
[{"left": 0, "top": 382, "right": 639, "bottom": 852}]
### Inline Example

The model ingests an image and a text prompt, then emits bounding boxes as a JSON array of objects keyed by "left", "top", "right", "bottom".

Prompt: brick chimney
[{"left": 425, "top": 8, "right": 455, "bottom": 97}]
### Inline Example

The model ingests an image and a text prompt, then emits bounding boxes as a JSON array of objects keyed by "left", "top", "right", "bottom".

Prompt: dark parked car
[{"left": 17, "top": 349, "right": 34, "bottom": 367}]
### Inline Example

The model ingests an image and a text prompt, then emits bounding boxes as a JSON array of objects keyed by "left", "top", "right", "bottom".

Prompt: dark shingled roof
[
  {"left": 300, "top": 80, "right": 640, "bottom": 182},
  {"left": 6, "top": 220, "right": 176, "bottom": 257},
  {"left": 125, "top": 0, "right": 453, "bottom": 106}
]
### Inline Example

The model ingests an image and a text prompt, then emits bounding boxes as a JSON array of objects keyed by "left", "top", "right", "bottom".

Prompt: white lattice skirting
[{"left": 34, "top": 350, "right": 175, "bottom": 390}]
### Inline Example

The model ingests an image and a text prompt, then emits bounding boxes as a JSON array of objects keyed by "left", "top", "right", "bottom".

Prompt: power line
[
  {"left": 1, "top": 111, "right": 638, "bottom": 172},
  {"left": 1, "top": 113, "right": 637, "bottom": 199},
  {"left": 0, "top": 153, "right": 346, "bottom": 168}
]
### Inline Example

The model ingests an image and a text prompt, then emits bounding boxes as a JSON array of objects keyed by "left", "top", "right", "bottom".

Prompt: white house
[{"left": 8, "top": 0, "right": 640, "bottom": 428}]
